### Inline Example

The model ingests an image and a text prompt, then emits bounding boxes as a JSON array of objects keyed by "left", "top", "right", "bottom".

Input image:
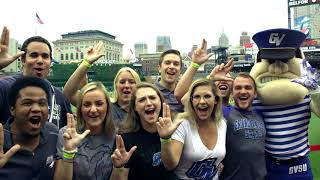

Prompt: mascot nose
[{"left": 268, "top": 60, "right": 289, "bottom": 75}]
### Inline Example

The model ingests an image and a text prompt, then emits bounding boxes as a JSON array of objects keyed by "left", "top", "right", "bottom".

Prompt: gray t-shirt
[
  {"left": 220, "top": 107, "right": 266, "bottom": 180},
  {"left": 57, "top": 126, "right": 114, "bottom": 180}
]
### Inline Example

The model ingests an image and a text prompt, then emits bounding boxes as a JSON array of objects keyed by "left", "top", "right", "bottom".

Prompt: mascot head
[{"left": 250, "top": 28, "right": 308, "bottom": 105}]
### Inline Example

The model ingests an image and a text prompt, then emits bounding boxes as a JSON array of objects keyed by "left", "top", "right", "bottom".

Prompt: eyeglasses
[{"left": 191, "top": 94, "right": 213, "bottom": 103}]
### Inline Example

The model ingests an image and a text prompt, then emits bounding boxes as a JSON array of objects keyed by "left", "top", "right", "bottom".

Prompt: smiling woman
[
  {"left": 157, "top": 79, "right": 226, "bottom": 180},
  {"left": 55, "top": 82, "right": 115, "bottom": 180},
  {"left": 109, "top": 82, "right": 178, "bottom": 180}
]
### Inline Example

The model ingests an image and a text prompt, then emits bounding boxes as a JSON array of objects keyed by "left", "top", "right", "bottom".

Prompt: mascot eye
[{"left": 268, "top": 60, "right": 276, "bottom": 64}]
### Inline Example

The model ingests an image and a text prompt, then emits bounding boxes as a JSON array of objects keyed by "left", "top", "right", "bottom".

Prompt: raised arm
[
  {"left": 63, "top": 41, "right": 104, "bottom": 106},
  {"left": 156, "top": 103, "right": 184, "bottom": 170},
  {"left": 175, "top": 39, "right": 213, "bottom": 102},
  {"left": 0, "top": 27, "right": 25, "bottom": 70},
  {"left": 54, "top": 113, "right": 90, "bottom": 180}
]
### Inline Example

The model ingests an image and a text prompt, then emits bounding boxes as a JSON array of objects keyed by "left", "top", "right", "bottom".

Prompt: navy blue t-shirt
[{"left": 0, "top": 121, "right": 58, "bottom": 180}]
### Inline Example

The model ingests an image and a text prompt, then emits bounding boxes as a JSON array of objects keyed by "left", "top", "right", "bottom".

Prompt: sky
[{"left": 0, "top": 0, "right": 289, "bottom": 56}]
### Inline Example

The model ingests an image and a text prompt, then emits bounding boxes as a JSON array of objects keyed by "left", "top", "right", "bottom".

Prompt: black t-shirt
[{"left": 121, "top": 128, "right": 177, "bottom": 180}]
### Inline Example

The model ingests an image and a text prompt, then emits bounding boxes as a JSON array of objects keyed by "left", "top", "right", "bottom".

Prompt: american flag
[{"left": 36, "top": 13, "right": 44, "bottom": 24}]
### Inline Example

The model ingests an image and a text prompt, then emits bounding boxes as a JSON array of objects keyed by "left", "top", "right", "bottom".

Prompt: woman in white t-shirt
[{"left": 157, "top": 79, "right": 227, "bottom": 180}]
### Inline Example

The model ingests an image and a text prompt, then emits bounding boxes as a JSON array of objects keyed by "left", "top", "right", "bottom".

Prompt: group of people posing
[{"left": 0, "top": 26, "right": 313, "bottom": 180}]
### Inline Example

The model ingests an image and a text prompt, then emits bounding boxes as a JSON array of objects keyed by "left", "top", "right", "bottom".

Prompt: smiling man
[
  {"left": 220, "top": 73, "right": 266, "bottom": 180},
  {"left": 154, "top": 49, "right": 184, "bottom": 114},
  {"left": 0, "top": 27, "right": 71, "bottom": 128},
  {"left": 0, "top": 76, "right": 58, "bottom": 180}
]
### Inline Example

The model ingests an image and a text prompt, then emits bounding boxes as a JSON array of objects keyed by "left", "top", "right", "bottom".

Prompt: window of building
[
  {"left": 106, "top": 52, "right": 108, "bottom": 60},
  {"left": 76, "top": 53, "right": 79, "bottom": 60},
  {"left": 61, "top": 53, "right": 64, "bottom": 60},
  {"left": 66, "top": 54, "right": 69, "bottom": 60},
  {"left": 70, "top": 53, "right": 74, "bottom": 60},
  {"left": 81, "top": 52, "right": 84, "bottom": 59}
]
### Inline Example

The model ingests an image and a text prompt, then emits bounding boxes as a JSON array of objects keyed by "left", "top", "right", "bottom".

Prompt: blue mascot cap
[{"left": 253, "top": 28, "right": 306, "bottom": 60}]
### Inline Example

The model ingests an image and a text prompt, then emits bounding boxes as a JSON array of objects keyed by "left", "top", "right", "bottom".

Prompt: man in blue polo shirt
[
  {"left": 0, "top": 76, "right": 58, "bottom": 180},
  {"left": 154, "top": 49, "right": 184, "bottom": 114},
  {"left": 0, "top": 26, "right": 71, "bottom": 129}
]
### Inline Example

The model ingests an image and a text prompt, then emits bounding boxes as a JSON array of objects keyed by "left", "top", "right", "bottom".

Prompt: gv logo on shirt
[{"left": 186, "top": 158, "right": 217, "bottom": 180}]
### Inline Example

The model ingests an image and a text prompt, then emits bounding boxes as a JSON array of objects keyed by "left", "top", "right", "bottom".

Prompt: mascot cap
[{"left": 252, "top": 28, "right": 306, "bottom": 60}]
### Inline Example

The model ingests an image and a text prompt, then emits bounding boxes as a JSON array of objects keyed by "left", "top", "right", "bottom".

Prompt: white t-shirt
[{"left": 172, "top": 119, "right": 226, "bottom": 180}]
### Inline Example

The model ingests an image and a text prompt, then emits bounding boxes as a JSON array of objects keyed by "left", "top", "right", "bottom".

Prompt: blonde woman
[
  {"left": 110, "top": 67, "right": 141, "bottom": 127},
  {"left": 156, "top": 79, "right": 227, "bottom": 180},
  {"left": 55, "top": 82, "right": 115, "bottom": 180},
  {"left": 62, "top": 42, "right": 141, "bottom": 127}
]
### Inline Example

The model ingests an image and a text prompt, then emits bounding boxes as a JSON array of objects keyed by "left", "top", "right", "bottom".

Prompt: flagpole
[{"left": 35, "top": 13, "right": 37, "bottom": 35}]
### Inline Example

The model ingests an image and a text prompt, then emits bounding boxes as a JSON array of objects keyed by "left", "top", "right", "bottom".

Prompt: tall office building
[
  {"left": 134, "top": 42, "right": 148, "bottom": 58},
  {"left": 218, "top": 31, "right": 229, "bottom": 48},
  {"left": 53, "top": 30, "right": 123, "bottom": 64},
  {"left": 188, "top": 45, "right": 198, "bottom": 57},
  {"left": 240, "top": 31, "right": 251, "bottom": 47},
  {"left": 156, "top": 36, "right": 172, "bottom": 52}
]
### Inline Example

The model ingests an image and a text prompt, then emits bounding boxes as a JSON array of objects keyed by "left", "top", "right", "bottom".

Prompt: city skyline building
[
  {"left": 134, "top": 42, "right": 148, "bottom": 58},
  {"left": 156, "top": 36, "right": 172, "bottom": 52},
  {"left": 218, "top": 31, "right": 229, "bottom": 48},
  {"left": 240, "top": 31, "right": 251, "bottom": 47},
  {"left": 53, "top": 30, "right": 123, "bottom": 64}
]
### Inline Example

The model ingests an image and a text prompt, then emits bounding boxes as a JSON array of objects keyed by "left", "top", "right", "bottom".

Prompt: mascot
[{"left": 250, "top": 28, "right": 320, "bottom": 180}]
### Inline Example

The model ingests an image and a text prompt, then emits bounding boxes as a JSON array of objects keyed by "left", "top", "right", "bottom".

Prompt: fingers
[
  {"left": 116, "top": 134, "right": 125, "bottom": 150},
  {"left": 162, "top": 103, "right": 171, "bottom": 118},
  {"left": 10, "top": 52, "right": 25, "bottom": 61},
  {"left": 1, "top": 27, "right": 9, "bottom": 46},
  {"left": 127, "top": 146, "right": 137, "bottom": 157},
  {"left": 225, "top": 59, "right": 234, "bottom": 72},
  {"left": 63, "top": 132, "right": 71, "bottom": 139},
  {"left": 0, "top": 123, "right": 3, "bottom": 152},
  {"left": 157, "top": 117, "right": 166, "bottom": 128},
  {"left": 80, "top": 129, "right": 90, "bottom": 139},
  {"left": 66, "top": 113, "right": 75, "bottom": 129},
  {"left": 200, "top": 39, "right": 207, "bottom": 50},
  {"left": 5, "top": 144, "right": 20, "bottom": 160}
]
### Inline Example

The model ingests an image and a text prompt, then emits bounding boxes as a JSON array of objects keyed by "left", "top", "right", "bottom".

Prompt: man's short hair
[
  {"left": 9, "top": 76, "right": 51, "bottom": 107},
  {"left": 235, "top": 72, "right": 257, "bottom": 91},
  {"left": 21, "top": 36, "right": 53, "bottom": 60},
  {"left": 159, "top": 49, "right": 182, "bottom": 67}
]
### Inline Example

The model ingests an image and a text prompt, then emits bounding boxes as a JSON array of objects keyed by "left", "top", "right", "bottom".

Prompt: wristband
[
  {"left": 191, "top": 62, "right": 200, "bottom": 69},
  {"left": 81, "top": 59, "right": 92, "bottom": 68},
  {"left": 63, "top": 147, "right": 77, "bottom": 159},
  {"left": 160, "top": 137, "right": 172, "bottom": 144}
]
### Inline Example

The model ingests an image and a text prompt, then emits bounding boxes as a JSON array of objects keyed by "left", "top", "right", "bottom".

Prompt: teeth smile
[{"left": 260, "top": 76, "right": 289, "bottom": 83}]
